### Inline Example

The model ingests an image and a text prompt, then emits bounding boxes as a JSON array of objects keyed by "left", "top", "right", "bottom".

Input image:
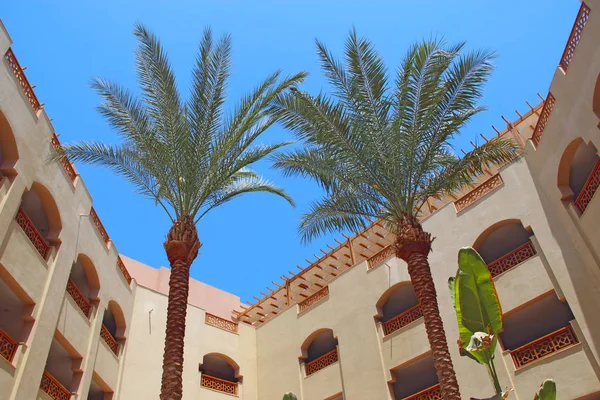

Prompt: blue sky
[{"left": 2, "top": 1, "right": 577, "bottom": 304}]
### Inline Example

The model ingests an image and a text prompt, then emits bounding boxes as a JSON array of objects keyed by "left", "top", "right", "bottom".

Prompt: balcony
[
  {"left": 4, "top": 48, "right": 41, "bottom": 113},
  {"left": 50, "top": 134, "right": 77, "bottom": 185},
  {"left": 200, "top": 374, "right": 238, "bottom": 396},
  {"left": 487, "top": 241, "right": 537, "bottom": 277},
  {"left": 574, "top": 158, "right": 600, "bottom": 215},
  {"left": 454, "top": 173, "right": 503, "bottom": 213},
  {"left": 0, "top": 328, "right": 17, "bottom": 363},
  {"left": 100, "top": 325, "right": 118, "bottom": 355},
  {"left": 66, "top": 279, "right": 90, "bottom": 318},
  {"left": 559, "top": 2, "right": 591, "bottom": 72},
  {"left": 383, "top": 305, "right": 423, "bottom": 336},
  {"left": 403, "top": 384, "right": 441, "bottom": 400},
  {"left": 205, "top": 313, "right": 238, "bottom": 333},
  {"left": 305, "top": 349, "right": 338, "bottom": 376},
  {"left": 298, "top": 286, "right": 329, "bottom": 313},
  {"left": 532, "top": 93, "right": 555, "bottom": 146},
  {"left": 368, "top": 245, "right": 395, "bottom": 270},
  {"left": 39, "top": 370, "right": 71, "bottom": 400},
  {"left": 15, "top": 207, "right": 49, "bottom": 259},
  {"left": 511, "top": 325, "right": 579, "bottom": 369}
]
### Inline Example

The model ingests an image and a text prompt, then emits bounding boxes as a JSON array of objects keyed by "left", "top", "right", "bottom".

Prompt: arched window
[
  {"left": 88, "top": 373, "right": 112, "bottom": 400},
  {"left": 376, "top": 282, "right": 422, "bottom": 336},
  {"left": 300, "top": 328, "right": 339, "bottom": 376},
  {"left": 41, "top": 335, "right": 81, "bottom": 399},
  {"left": 500, "top": 292, "right": 577, "bottom": 369},
  {"left": 558, "top": 139, "right": 600, "bottom": 214},
  {"left": 473, "top": 219, "right": 536, "bottom": 277},
  {"left": 16, "top": 182, "right": 62, "bottom": 260},
  {"left": 0, "top": 109, "right": 19, "bottom": 176},
  {"left": 199, "top": 353, "right": 240, "bottom": 396},
  {"left": 0, "top": 270, "right": 34, "bottom": 364},
  {"left": 66, "top": 254, "right": 100, "bottom": 318},
  {"left": 389, "top": 353, "right": 439, "bottom": 400},
  {"left": 100, "top": 301, "right": 125, "bottom": 356}
]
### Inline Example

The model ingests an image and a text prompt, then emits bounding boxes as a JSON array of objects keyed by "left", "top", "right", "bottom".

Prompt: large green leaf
[
  {"left": 282, "top": 393, "right": 298, "bottom": 400},
  {"left": 453, "top": 247, "right": 503, "bottom": 363},
  {"left": 535, "top": 380, "right": 557, "bottom": 400}
]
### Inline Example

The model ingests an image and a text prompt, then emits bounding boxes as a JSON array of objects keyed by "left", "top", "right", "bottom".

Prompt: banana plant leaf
[
  {"left": 282, "top": 393, "right": 298, "bottom": 400},
  {"left": 535, "top": 380, "right": 556, "bottom": 400},
  {"left": 451, "top": 247, "right": 503, "bottom": 364}
]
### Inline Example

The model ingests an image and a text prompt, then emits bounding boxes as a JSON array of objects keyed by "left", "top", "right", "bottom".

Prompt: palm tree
[
  {"left": 55, "top": 24, "right": 305, "bottom": 400},
  {"left": 269, "top": 31, "right": 518, "bottom": 399}
]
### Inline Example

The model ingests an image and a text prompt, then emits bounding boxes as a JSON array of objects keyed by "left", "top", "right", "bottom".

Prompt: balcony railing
[
  {"left": 367, "top": 245, "right": 395, "bottom": 270},
  {"left": 511, "top": 325, "right": 578, "bottom": 368},
  {"left": 200, "top": 374, "right": 238, "bottom": 396},
  {"left": 574, "top": 159, "right": 600, "bottom": 215},
  {"left": 0, "top": 328, "right": 18, "bottom": 363},
  {"left": 559, "top": 2, "right": 591, "bottom": 72},
  {"left": 116, "top": 256, "right": 132, "bottom": 285},
  {"left": 4, "top": 48, "right": 42, "bottom": 113},
  {"left": 403, "top": 383, "right": 442, "bottom": 400},
  {"left": 90, "top": 207, "right": 109, "bottom": 246},
  {"left": 205, "top": 313, "right": 238, "bottom": 333},
  {"left": 66, "top": 279, "right": 90, "bottom": 318},
  {"left": 487, "top": 241, "right": 536, "bottom": 277},
  {"left": 16, "top": 207, "right": 49, "bottom": 259},
  {"left": 50, "top": 134, "right": 77, "bottom": 184},
  {"left": 100, "top": 324, "right": 118, "bottom": 355},
  {"left": 383, "top": 304, "right": 423, "bottom": 336},
  {"left": 305, "top": 348, "right": 338, "bottom": 376},
  {"left": 40, "top": 370, "right": 71, "bottom": 400},
  {"left": 454, "top": 174, "right": 503, "bottom": 213},
  {"left": 298, "top": 286, "right": 329, "bottom": 313},
  {"left": 532, "top": 93, "right": 555, "bottom": 146}
]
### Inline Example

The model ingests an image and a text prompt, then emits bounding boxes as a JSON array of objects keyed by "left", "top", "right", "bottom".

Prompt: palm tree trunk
[
  {"left": 396, "top": 215, "right": 461, "bottom": 400},
  {"left": 160, "top": 215, "right": 201, "bottom": 400}
]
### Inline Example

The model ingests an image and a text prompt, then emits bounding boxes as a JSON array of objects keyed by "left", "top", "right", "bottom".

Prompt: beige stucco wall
[
  {"left": 1, "top": 1, "right": 600, "bottom": 399},
  {"left": 119, "top": 284, "right": 257, "bottom": 399}
]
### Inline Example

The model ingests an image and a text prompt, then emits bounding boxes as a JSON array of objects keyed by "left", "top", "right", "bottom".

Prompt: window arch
[
  {"left": 473, "top": 219, "right": 536, "bottom": 277},
  {"left": 100, "top": 301, "right": 126, "bottom": 356},
  {"left": 199, "top": 353, "right": 240, "bottom": 396},
  {"left": 0, "top": 109, "right": 19, "bottom": 175},
  {"left": 300, "top": 328, "right": 339, "bottom": 376},
  {"left": 557, "top": 138, "right": 600, "bottom": 214},
  {"left": 375, "top": 282, "right": 422, "bottom": 336},
  {"left": 16, "top": 182, "right": 62, "bottom": 259},
  {"left": 66, "top": 254, "right": 100, "bottom": 318}
]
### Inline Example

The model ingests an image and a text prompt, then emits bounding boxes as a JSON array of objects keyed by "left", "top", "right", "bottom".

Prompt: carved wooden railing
[
  {"left": 305, "top": 348, "right": 338, "bottom": 376},
  {"left": 90, "top": 207, "right": 109, "bottom": 246},
  {"left": 511, "top": 325, "right": 578, "bottom": 368},
  {"left": 205, "top": 313, "right": 238, "bottom": 333},
  {"left": 298, "top": 286, "right": 329, "bottom": 313},
  {"left": 16, "top": 207, "right": 49, "bottom": 259},
  {"left": 40, "top": 370, "right": 71, "bottom": 400},
  {"left": 66, "top": 279, "right": 90, "bottom": 317},
  {"left": 4, "top": 48, "right": 42, "bottom": 113},
  {"left": 0, "top": 328, "right": 17, "bottom": 363},
  {"left": 487, "top": 241, "right": 537, "bottom": 277},
  {"left": 403, "top": 383, "right": 442, "bottom": 400},
  {"left": 50, "top": 134, "right": 77, "bottom": 184},
  {"left": 454, "top": 174, "right": 503, "bottom": 213},
  {"left": 532, "top": 93, "right": 555, "bottom": 146},
  {"left": 200, "top": 374, "right": 238, "bottom": 396},
  {"left": 559, "top": 2, "right": 591, "bottom": 72},
  {"left": 367, "top": 245, "right": 395, "bottom": 270},
  {"left": 100, "top": 324, "right": 118, "bottom": 355},
  {"left": 574, "top": 159, "right": 600, "bottom": 215},
  {"left": 116, "top": 256, "right": 132, "bottom": 285},
  {"left": 383, "top": 304, "right": 423, "bottom": 336}
]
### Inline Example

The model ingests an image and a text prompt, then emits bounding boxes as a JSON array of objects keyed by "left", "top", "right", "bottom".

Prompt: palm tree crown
[
  {"left": 58, "top": 23, "right": 306, "bottom": 224},
  {"left": 270, "top": 31, "right": 518, "bottom": 242}
]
